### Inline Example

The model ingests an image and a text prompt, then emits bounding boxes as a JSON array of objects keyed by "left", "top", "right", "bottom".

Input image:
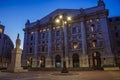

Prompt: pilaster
[
  {"left": 32, "top": 30, "right": 38, "bottom": 67},
  {"left": 100, "top": 15, "right": 115, "bottom": 66},
  {"left": 46, "top": 28, "right": 52, "bottom": 68},
  {"left": 80, "top": 19, "right": 89, "bottom": 67}
]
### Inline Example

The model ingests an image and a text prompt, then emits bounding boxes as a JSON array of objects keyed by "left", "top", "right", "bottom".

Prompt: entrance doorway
[
  {"left": 40, "top": 56, "right": 45, "bottom": 68},
  {"left": 55, "top": 55, "right": 61, "bottom": 68},
  {"left": 27, "top": 56, "right": 32, "bottom": 67},
  {"left": 92, "top": 52, "right": 101, "bottom": 69},
  {"left": 72, "top": 54, "right": 79, "bottom": 68}
]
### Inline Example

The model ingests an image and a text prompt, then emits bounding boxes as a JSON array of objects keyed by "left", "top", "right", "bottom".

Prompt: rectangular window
[
  {"left": 31, "top": 35, "right": 33, "bottom": 41},
  {"left": 72, "top": 27, "right": 77, "bottom": 34},
  {"left": 30, "top": 47, "right": 32, "bottom": 53},
  {"left": 117, "top": 41, "right": 120, "bottom": 47},
  {"left": 42, "top": 33, "right": 45, "bottom": 39},
  {"left": 56, "top": 31, "right": 60, "bottom": 36},
  {"left": 115, "top": 32, "right": 119, "bottom": 38}
]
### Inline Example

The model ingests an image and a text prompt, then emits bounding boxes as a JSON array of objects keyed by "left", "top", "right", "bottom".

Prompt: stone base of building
[
  {"left": 7, "top": 67, "right": 28, "bottom": 72},
  {"left": 80, "top": 55, "right": 89, "bottom": 67},
  {"left": 103, "top": 67, "right": 120, "bottom": 71}
]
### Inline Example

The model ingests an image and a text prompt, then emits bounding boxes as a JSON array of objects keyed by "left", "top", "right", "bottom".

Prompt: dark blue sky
[{"left": 0, "top": 0, "right": 120, "bottom": 48}]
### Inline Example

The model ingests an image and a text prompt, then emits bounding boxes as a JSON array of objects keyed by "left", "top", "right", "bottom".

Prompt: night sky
[{"left": 0, "top": 0, "right": 120, "bottom": 48}]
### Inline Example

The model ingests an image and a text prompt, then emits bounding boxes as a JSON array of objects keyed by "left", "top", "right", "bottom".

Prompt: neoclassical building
[
  {"left": 108, "top": 17, "right": 120, "bottom": 66},
  {"left": 0, "top": 24, "right": 14, "bottom": 69},
  {"left": 22, "top": 0, "right": 115, "bottom": 69}
]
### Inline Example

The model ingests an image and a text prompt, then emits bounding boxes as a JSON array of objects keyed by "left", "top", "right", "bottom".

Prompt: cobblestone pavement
[{"left": 0, "top": 71, "right": 120, "bottom": 80}]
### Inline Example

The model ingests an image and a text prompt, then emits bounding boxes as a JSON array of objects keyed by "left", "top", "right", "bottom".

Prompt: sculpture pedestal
[{"left": 7, "top": 48, "right": 28, "bottom": 72}]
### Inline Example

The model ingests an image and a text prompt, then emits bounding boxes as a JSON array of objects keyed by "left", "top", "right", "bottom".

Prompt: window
[
  {"left": 115, "top": 32, "right": 119, "bottom": 38},
  {"left": 42, "top": 46, "right": 45, "bottom": 52},
  {"left": 117, "top": 40, "right": 120, "bottom": 47},
  {"left": 72, "top": 27, "right": 77, "bottom": 34},
  {"left": 56, "top": 44, "right": 60, "bottom": 50},
  {"left": 114, "top": 26, "right": 117, "bottom": 30},
  {"left": 38, "top": 46, "right": 40, "bottom": 51},
  {"left": 56, "top": 31, "right": 60, "bottom": 36},
  {"left": 109, "top": 19, "right": 112, "bottom": 22},
  {"left": 73, "top": 42, "right": 78, "bottom": 49},
  {"left": 93, "top": 52, "right": 96, "bottom": 57},
  {"left": 92, "top": 34, "right": 96, "bottom": 37},
  {"left": 116, "top": 18, "right": 120, "bottom": 21},
  {"left": 0, "top": 28, "right": 2, "bottom": 33},
  {"left": 92, "top": 40, "right": 97, "bottom": 47},
  {"left": 96, "top": 18, "right": 100, "bottom": 22},
  {"left": 90, "top": 24, "right": 95, "bottom": 32},
  {"left": 42, "top": 33, "right": 45, "bottom": 39},
  {"left": 30, "top": 47, "right": 32, "bottom": 53},
  {"left": 46, "top": 46, "right": 48, "bottom": 52},
  {"left": 90, "top": 19, "right": 93, "bottom": 22},
  {"left": 31, "top": 35, "right": 33, "bottom": 41},
  {"left": 42, "top": 41, "right": 45, "bottom": 44}
]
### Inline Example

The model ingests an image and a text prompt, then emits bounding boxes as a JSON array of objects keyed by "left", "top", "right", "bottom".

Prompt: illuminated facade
[
  {"left": 0, "top": 24, "right": 14, "bottom": 69},
  {"left": 22, "top": 0, "right": 116, "bottom": 69}
]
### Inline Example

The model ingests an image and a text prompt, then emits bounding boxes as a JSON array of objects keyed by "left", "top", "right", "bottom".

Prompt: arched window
[
  {"left": 72, "top": 54, "right": 79, "bottom": 68},
  {"left": 90, "top": 24, "right": 95, "bottom": 32},
  {"left": 96, "top": 18, "right": 100, "bottom": 22},
  {"left": 92, "top": 52, "right": 101, "bottom": 68},
  {"left": 92, "top": 40, "right": 97, "bottom": 47},
  {"left": 73, "top": 42, "right": 78, "bottom": 49},
  {"left": 55, "top": 55, "right": 61, "bottom": 68}
]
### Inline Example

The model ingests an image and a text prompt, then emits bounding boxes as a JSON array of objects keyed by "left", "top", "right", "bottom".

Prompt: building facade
[
  {"left": 0, "top": 24, "right": 14, "bottom": 69},
  {"left": 108, "top": 17, "right": 120, "bottom": 66},
  {"left": 22, "top": 0, "right": 115, "bottom": 69}
]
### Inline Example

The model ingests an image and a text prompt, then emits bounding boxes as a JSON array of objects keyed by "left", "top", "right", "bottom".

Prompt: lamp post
[{"left": 54, "top": 14, "right": 72, "bottom": 73}]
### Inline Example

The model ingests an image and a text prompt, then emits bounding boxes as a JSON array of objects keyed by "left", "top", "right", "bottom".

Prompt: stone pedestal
[{"left": 7, "top": 34, "right": 28, "bottom": 72}]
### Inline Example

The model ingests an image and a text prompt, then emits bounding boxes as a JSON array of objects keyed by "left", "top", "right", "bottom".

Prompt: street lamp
[{"left": 54, "top": 14, "right": 72, "bottom": 73}]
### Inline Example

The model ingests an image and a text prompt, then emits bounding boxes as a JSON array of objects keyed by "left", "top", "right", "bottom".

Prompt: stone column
[
  {"left": 46, "top": 28, "right": 52, "bottom": 68},
  {"left": 64, "top": 25, "right": 69, "bottom": 67},
  {"left": 32, "top": 30, "right": 38, "bottom": 67},
  {"left": 80, "top": 19, "right": 89, "bottom": 67},
  {"left": 100, "top": 15, "right": 115, "bottom": 66}
]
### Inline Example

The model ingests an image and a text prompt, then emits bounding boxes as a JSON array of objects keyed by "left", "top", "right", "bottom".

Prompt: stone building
[
  {"left": 22, "top": 0, "right": 115, "bottom": 69},
  {"left": 108, "top": 17, "right": 120, "bottom": 66},
  {"left": 0, "top": 24, "right": 14, "bottom": 69}
]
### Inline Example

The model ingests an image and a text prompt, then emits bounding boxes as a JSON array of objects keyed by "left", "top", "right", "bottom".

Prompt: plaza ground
[{"left": 0, "top": 71, "right": 120, "bottom": 80}]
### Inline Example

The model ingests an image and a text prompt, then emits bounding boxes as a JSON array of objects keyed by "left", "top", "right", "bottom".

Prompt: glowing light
[
  {"left": 64, "top": 21, "right": 67, "bottom": 24},
  {"left": 31, "top": 32, "right": 34, "bottom": 34},
  {"left": 0, "top": 28, "right": 2, "bottom": 33},
  {"left": 59, "top": 15, "right": 63, "bottom": 19},
  {"left": 67, "top": 16, "right": 72, "bottom": 21},
  {"left": 73, "top": 42, "right": 78, "bottom": 49},
  {"left": 55, "top": 19, "right": 60, "bottom": 23}
]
